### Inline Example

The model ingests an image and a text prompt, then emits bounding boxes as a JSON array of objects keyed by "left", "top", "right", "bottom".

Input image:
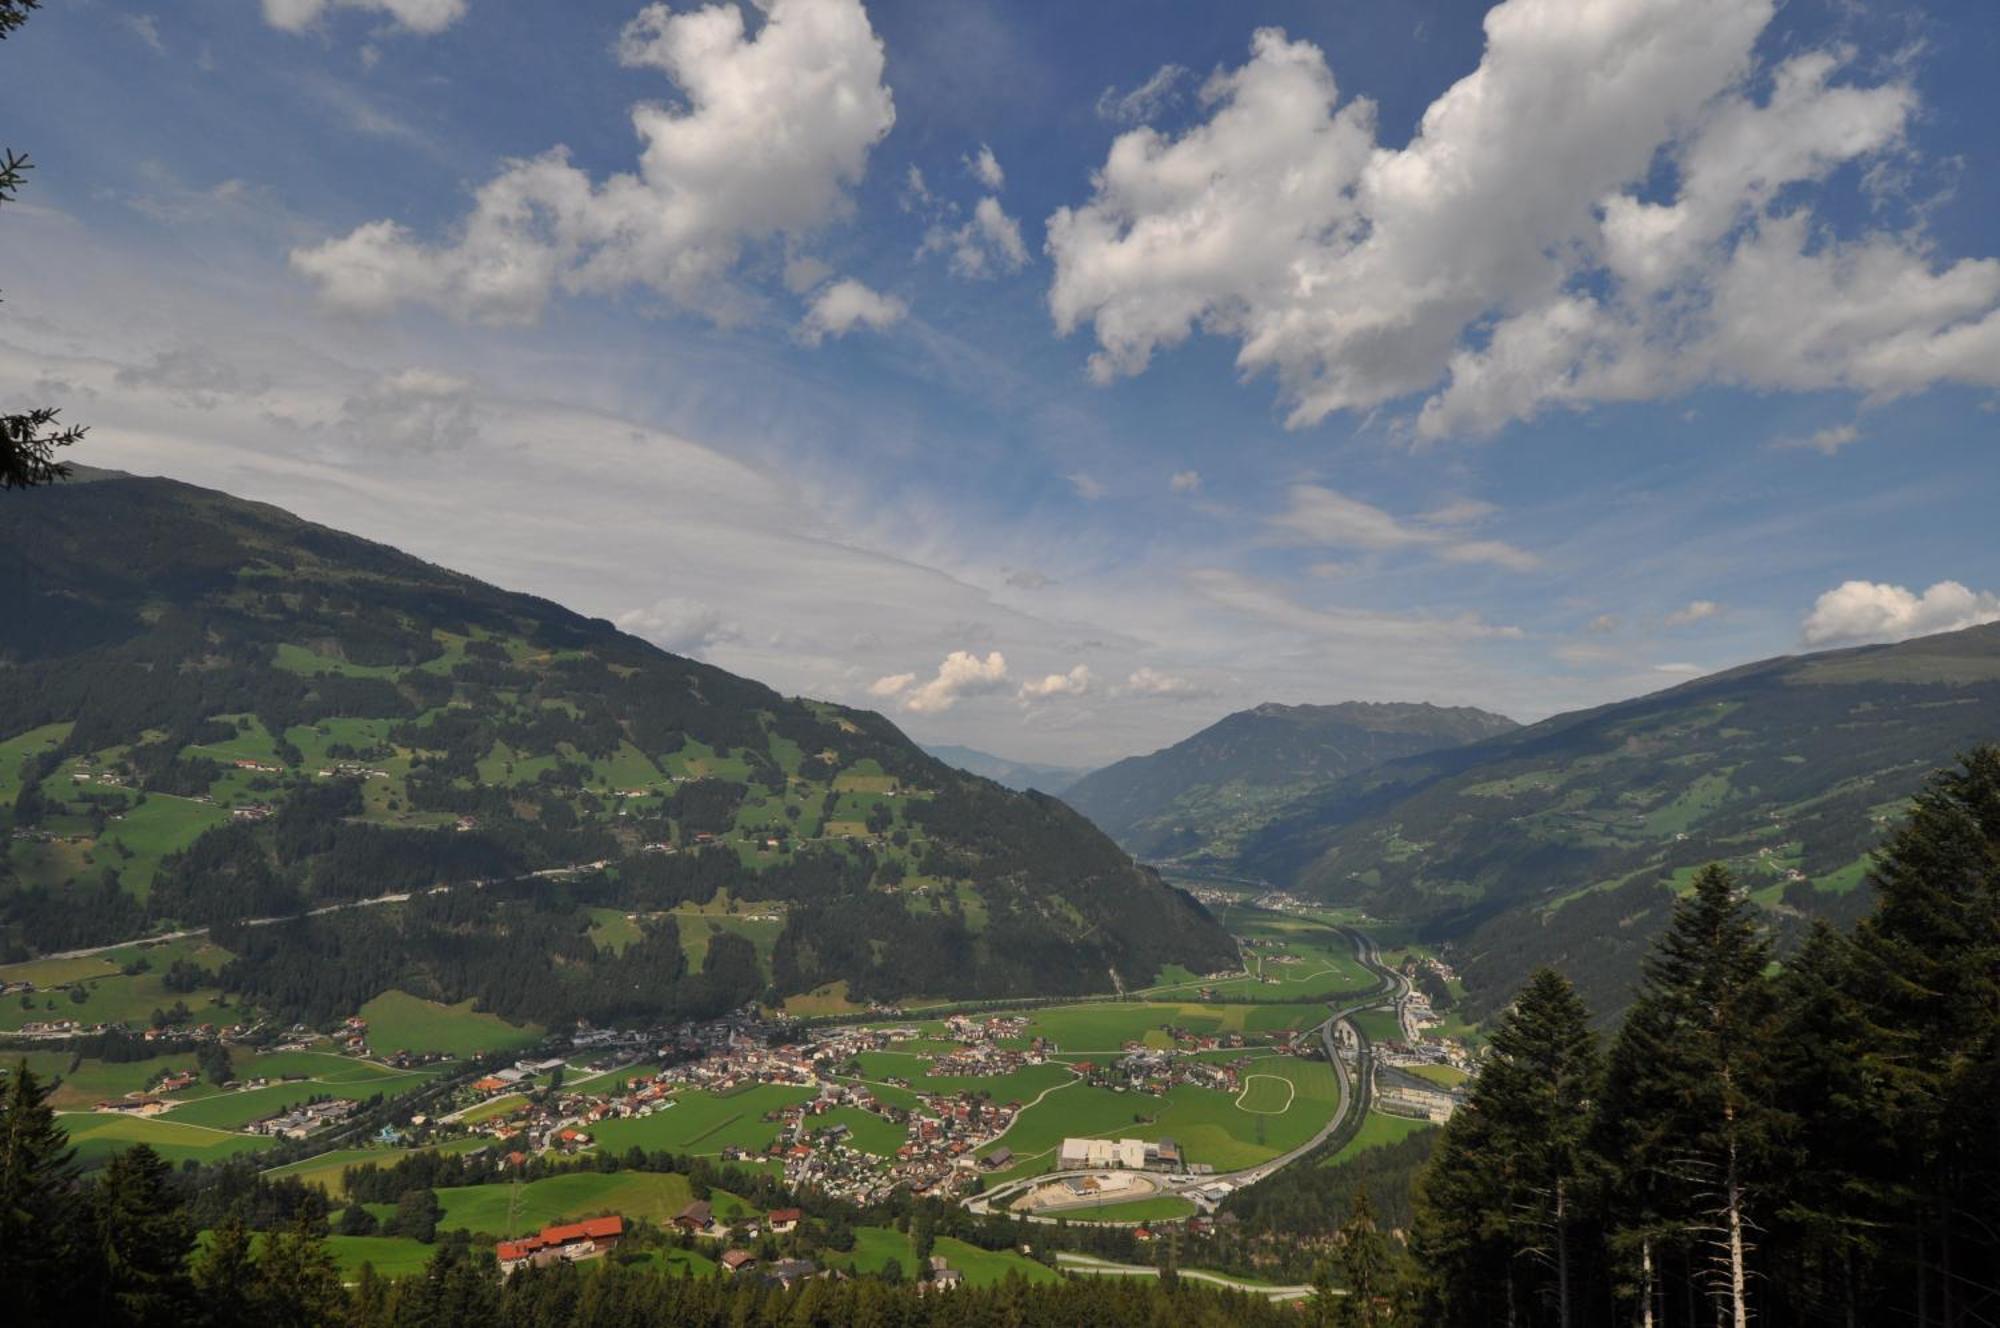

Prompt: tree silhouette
[{"left": 2, "top": 1, "right": 87, "bottom": 490}]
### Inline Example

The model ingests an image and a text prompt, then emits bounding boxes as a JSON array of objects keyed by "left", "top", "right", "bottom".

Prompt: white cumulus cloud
[
  {"left": 797, "top": 278, "right": 906, "bottom": 345},
  {"left": 1047, "top": 1, "right": 2000, "bottom": 437},
  {"left": 966, "top": 144, "right": 1005, "bottom": 192},
  {"left": 1169, "top": 469, "right": 1201, "bottom": 493},
  {"left": 867, "top": 672, "right": 915, "bottom": 698},
  {"left": 1019, "top": 664, "right": 1092, "bottom": 701},
  {"left": 895, "top": 650, "right": 1011, "bottom": 714},
  {"left": 1802, "top": 580, "right": 2000, "bottom": 647},
  {"left": 291, "top": 0, "right": 894, "bottom": 323}
]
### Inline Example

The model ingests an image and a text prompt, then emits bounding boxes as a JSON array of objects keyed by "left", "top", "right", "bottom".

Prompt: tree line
[{"left": 1407, "top": 747, "right": 2000, "bottom": 1327}]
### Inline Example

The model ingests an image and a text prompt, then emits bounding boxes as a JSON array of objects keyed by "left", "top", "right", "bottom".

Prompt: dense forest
[
  {"left": 0, "top": 475, "right": 1234, "bottom": 1014},
  {"left": 1410, "top": 748, "right": 2000, "bottom": 1327}
]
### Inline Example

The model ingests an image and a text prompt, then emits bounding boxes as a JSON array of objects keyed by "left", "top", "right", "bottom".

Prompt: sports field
[{"left": 1056, "top": 1194, "right": 1199, "bottom": 1224}]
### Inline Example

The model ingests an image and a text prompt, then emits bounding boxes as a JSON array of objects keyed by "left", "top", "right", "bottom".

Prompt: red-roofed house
[
  {"left": 495, "top": 1215, "right": 625, "bottom": 1276},
  {"left": 767, "top": 1207, "right": 802, "bottom": 1234}
]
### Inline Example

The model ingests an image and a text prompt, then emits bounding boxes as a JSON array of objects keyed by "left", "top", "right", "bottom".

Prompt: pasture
[
  {"left": 586, "top": 1083, "right": 816, "bottom": 1156},
  {"left": 1326, "top": 1109, "right": 1435, "bottom": 1165},
  {"left": 838, "top": 1228, "right": 1055, "bottom": 1285},
  {"left": 433, "top": 1170, "right": 700, "bottom": 1237},
  {"left": 1019, "top": 1000, "right": 1322, "bottom": 1051},
  {"left": 60, "top": 1112, "right": 268, "bottom": 1167},
  {"left": 358, "top": 990, "right": 541, "bottom": 1058}
]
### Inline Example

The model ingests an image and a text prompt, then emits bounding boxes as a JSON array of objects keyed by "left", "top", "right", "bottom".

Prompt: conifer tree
[
  {"left": 1596, "top": 865, "right": 1775, "bottom": 1328},
  {"left": 1334, "top": 1185, "right": 1396, "bottom": 1327},
  {"left": 0, "top": 1058, "right": 82, "bottom": 1321},
  {"left": 193, "top": 1216, "right": 261, "bottom": 1328},
  {"left": 90, "top": 1143, "right": 196, "bottom": 1325},
  {"left": 253, "top": 1212, "right": 347, "bottom": 1328},
  {"left": 1844, "top": 747, "right": 2000, "bottom": 1326},
  {"left": 1415, "top": 967, "right": 1602, "bottom": 1326}
]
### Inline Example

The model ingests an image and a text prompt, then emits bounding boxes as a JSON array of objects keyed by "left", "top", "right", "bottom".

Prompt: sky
[{"left": 3, "top": 0, "right": 1998, "bottom": 768}]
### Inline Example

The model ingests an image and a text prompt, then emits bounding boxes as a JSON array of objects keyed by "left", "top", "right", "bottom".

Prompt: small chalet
[
  {"left": 720, "top": 1249, "right": 758, "bottom": 1274},
  {"left": 674, "top": 1200, "right": 715, "bottom": 1233},
  {"left": 495, "top": 1215, "right": 624, "bottom": 1276},
  {"left": 766, "top": 1207, "right": 802, "bottom": 1235}
]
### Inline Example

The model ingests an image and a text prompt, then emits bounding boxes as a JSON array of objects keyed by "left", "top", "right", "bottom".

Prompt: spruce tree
[
  {"left": 1845, "top": 747, "right": 2000, "bottom": 1326},
  {"left": 91, "top": 1143, "right": 196, "bottom": 1325},
  {"left": 0, "top": 1058, "right": 83, "bottom": 1318},
  {"left": 1333, "top": 1185, "right": 1396, "bottom": 1328},
  {"left": 193, "top": 1216, "right": 261, "bottom": 1328},
  {"left": 1595, "top": 865, "right": 1775, "bottom": 1328},
  {"left": 1415, "top": 967, "right": 1602, "bottom": 1327},
  {"left": 253, "top": 1212, "right": 347, "bottom": 1328}
]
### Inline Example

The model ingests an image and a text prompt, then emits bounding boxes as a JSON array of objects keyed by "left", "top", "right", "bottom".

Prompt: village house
[{"left": 495, "top": 1215, "right": 624, "bottom": 1276}]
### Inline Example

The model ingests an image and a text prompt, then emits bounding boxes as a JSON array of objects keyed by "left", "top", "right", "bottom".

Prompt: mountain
[
  {"left": 1061, "top": 701, "right": 1519, "bottom": 863},
  {"left": 0, "top": 474, "right": 1234, "bottom": 1023},
  {"left": 923, "top": 744, "right": 1087, "bottom": 793},
  {"left": 1234, "top": 622, "right": 2000, "bottom": 1018}
]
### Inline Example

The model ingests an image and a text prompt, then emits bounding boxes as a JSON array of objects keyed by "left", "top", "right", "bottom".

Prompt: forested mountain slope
[
  {"left": 0, "top": 474, "right": 1233, "bottom": 1022},
  {"left": 1235, "top": 622, "right": 2000, "bottom": 1017},
  {"left": 1062, "top": 701, "right": 1517, "bottom": 862}
]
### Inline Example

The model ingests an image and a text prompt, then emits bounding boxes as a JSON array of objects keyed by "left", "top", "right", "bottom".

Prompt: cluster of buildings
[
  {"left": 249, "top": 1096, "right": 359, "bottom": 1138},
  {"left": 496, "top": 1215, "right": 625, "bottom": 1275},
  {"left": 1056, "top": 1136, "right": 1182, "bottom": 1171},
  {"left": 1086, "top": 1048, "right": 1248, "bottom": 1098}
]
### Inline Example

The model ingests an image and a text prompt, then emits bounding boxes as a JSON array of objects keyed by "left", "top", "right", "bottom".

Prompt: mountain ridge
[
  {"left": 0, "top": 475, "right": 1235, "bottom": 1022},
  {"left": 1062, "top": 699, "right": 1518, "bottom": 862}
]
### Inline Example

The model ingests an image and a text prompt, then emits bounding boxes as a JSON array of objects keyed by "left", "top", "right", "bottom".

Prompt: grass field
[
  {"left": 263, "top": 1137, "right": 492, "bottom": 1198},
  {"left": 0, "top": 939, "right": 234, "bottom": 1033},
  {"left": 60, "top": 1112, "right": 269, "bottom": 1167},
  {"left": 326, "top": 1235, "right": 439, "bottom": 1279},
  {"left": 96, "top": 796, "right": 233, "bottom": 896},
  {"left": 1326, "top": 1110, "right": 1435, "bottom": 1165},
  {"left": 839, "top": 1228, "right": 1055, "bottom": 1285},
  {"left": 358, "top": 990, "right": 541, "bottom": 1057},
  {"left": 586, "top": 1084, "right": 816, "bottom": 1156},
  {"left": 1056, "top": 1194, "right": 1198, "bottom": 1224},
  {"left": 812, "top": 1106, "right": 908, "bottom": 1156},
  {"left": 165, "top": 1080, "right": 383, "bottom": 1131},
  {"left": 1348, "top": 1008, "right": 1405, "bottom": 1045},
  {"left": 1019, "top": 1001, "right": 1323, "bottom": 1052},
  {"left": 434, "top": 1171, "right": 699, "bottom": 1237},
  {"left": 0, "top": 722, "right": 72, "bottom": 803},
  {"left": 1404, "top": 1064, "right": 1470, "bottom": 1088}
]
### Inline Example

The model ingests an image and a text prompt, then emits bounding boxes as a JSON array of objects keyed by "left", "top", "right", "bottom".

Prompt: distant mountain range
[
  {"left": 923, "top": 744, "right": 1087, "bottom": 794},
  {"left": 1061, "top": 701, "right": 1518, "bottom": 863},
  {"left": 0, "top": 474, "right": 1234, "bottom": 1020},
  {"left": 1222, "top": 624, "right": 2000, "bottom": 1018}
]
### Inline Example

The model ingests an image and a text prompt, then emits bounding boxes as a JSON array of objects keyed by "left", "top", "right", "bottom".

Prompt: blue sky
[{"left": 4, "top": 0, "right": 1997, "bottom": 765}]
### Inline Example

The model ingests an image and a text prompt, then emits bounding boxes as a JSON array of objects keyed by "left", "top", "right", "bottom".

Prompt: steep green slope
[
  {"left": 1237, "top": 623, "right": 2000, "bottom": 1017},
  {"left": 1062, "top": 701, "right": 1518, "bottom": 862},
  {"left": 0, "top": 475, "right": 1233, "bottom": 1021}
]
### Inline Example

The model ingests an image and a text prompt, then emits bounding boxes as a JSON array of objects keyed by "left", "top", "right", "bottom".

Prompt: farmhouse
[{"left": 495, "top": 1215, "right": 624, "bottom": 1275}]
